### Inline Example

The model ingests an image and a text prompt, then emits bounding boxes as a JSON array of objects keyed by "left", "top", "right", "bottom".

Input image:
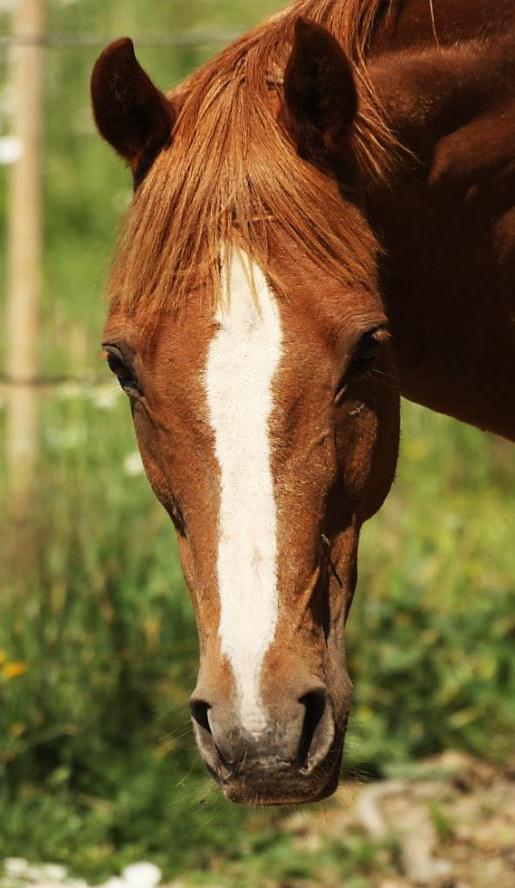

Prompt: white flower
[
  {"left": 92, "top": 384, "right": 121, "bottom": 410},
  {"left": 0, "top": 135, "right": 23, "bottom": 165},
  {"left": 4, "top": 858, "right": 30, "bottom": 877},
  {"left": 39, "top": 863, "right": 68, "bottom": 882},
  {"left": 124, "top": 451, "right": 145, "bottom": 477},
  {"left": 122, "top": 863, "right": 162, "bottom": 888}
]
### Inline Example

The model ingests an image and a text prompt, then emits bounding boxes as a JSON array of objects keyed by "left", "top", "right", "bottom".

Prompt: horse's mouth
[{"left": 212, "top": 731, "right": 345, "bottom": 807}]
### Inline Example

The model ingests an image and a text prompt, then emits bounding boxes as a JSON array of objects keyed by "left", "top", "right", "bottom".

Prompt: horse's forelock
[{"left": 106, "top": 0, "right": 396, "bottom": 319}]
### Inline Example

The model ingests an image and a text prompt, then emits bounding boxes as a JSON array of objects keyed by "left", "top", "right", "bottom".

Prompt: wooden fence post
[{"left": 5, "top": 0, "right": 47, "bottom": 504}]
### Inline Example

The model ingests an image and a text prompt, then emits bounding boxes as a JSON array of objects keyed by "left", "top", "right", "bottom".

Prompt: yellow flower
[
  {"left": 11, "top": 722, "right": 25, "bottom": 737},
  {"left": 2, "top": 661, "right": 27, "bottom": 679}
]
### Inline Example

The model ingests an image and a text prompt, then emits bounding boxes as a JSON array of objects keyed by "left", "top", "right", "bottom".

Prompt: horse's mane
[{"left": 108, "top": 0, "right": 397, "bottom": 317}]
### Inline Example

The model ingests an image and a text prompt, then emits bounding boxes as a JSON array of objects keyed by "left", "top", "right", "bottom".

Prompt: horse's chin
[{"left": 217, "top": 739, "right": 344, "bottom": 807}]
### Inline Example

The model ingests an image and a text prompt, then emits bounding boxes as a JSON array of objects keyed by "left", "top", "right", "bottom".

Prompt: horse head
[{"left": 91, "top": 17, "right": 400, "bottom": 804}]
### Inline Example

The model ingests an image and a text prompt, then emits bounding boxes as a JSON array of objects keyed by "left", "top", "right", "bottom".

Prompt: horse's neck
[
  {"left": 362, "top": 34, "right": 515, "bottom": 442},
  {"left": 372, "top": 0, "right": 515, "bottom": 51}
]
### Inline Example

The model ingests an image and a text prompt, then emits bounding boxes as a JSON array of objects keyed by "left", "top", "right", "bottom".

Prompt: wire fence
[
  {"left": 0, "top": 30, "right": 241, "bottom": 49},
  {"left": 0, "top": 372, "right": 107, "bottom": 389}
]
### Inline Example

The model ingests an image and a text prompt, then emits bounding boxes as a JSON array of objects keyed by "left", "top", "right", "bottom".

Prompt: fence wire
[
  {"left": 0, "top": 30, "right": 241, "bottom": 49},
  {"left": 0, "top": 373, "right": 107, "bottom": 390}
]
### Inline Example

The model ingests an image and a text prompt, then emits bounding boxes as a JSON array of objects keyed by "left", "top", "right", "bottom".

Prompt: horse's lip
[
  {"left": 213, "top": 731, "right": 345, "bottom": 807},
  {"left": 220, "top": 759, "right": 342, "bottom": 806}
]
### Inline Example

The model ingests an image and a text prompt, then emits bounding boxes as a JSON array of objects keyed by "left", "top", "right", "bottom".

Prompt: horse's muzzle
[{"left": 190, "top": 685, "right": 348, "bottom": 805}]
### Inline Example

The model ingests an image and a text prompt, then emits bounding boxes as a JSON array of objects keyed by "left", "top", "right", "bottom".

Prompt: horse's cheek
[
  {"left": 334, "top": 389, "right": 399, "bottom": 521},
  {"left": 358, "top": 393, "right": 400, "bottom": 522}
]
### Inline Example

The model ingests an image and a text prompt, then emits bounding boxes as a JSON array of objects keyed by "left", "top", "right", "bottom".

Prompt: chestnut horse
[{"left": 91, "top": 0, "right": 515, "bottom": 805}]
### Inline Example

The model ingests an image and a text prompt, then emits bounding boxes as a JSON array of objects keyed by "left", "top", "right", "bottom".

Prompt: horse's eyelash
[{"left": 371, "top": 326, "right": 391, "bottom": 345}]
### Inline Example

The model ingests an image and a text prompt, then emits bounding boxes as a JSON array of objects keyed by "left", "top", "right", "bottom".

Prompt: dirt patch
[{"left": 283, "top": 752, "right": 515, "bottom": 887}]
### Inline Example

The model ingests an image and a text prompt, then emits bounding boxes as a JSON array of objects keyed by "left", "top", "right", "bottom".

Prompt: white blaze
[{"left": 205, "top": 248, "right": 282, "bottom": 734}]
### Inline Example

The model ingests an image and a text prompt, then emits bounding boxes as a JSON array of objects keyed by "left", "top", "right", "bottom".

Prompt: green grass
[{"left": 1, "top": 0, "right": 515, "bottom": 884}]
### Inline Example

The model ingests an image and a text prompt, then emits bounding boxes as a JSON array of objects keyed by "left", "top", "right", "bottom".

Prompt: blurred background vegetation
[{"left": 1, "top": 1, "right": 514, "bottom": 885}]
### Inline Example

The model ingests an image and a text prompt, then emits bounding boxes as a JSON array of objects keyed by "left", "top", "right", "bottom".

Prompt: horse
[{"left": 90, "top": 0, "right": 515, "bottom": 805}]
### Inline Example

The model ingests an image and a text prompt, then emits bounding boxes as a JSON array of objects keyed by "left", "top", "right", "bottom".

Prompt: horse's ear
[
  {"left": 91, "top": 38, "right": 174, "bottom": 186},
  {"left": 283, "top": 18, "right": 357, "bottom": 169}
]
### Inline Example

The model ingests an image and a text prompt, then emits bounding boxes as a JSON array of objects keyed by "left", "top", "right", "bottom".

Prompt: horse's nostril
[
  {"left": 190, "top": 699, "right": 212, "bottom": 734},
  {"left": 190, "top": 700, "right": 237, "bottom": 779},
  {"left": 297, "top": 689, "right": 327, "bottom": 767}
]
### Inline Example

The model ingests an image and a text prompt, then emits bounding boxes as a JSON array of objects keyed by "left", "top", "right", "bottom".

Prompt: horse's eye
[
  {"left": 335, "top": 327, "right": 386, "bottom": 405},
  {"left": 103, "top": 344, "right": 142, "bottom": 397},
  {"left": 349, "top": 329, "right": 382, "bottom": 375}
]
